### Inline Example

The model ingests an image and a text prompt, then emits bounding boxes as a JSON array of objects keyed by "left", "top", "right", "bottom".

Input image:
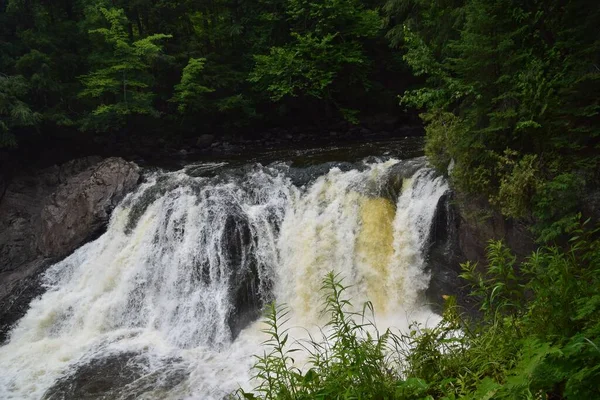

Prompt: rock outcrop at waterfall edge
[
  {"left": 425, "top": 191, "right": 536, "bottom": 315},
  {"left": 0, "top": 157, "right": 140, "bottom": 343}
]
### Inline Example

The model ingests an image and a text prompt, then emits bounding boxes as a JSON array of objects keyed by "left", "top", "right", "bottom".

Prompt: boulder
[
  {"left": 455, "top": 195, "right": 535, "bottom": 264},
  {"left": 361, "top": 113, "right": 400, "bottom": 131},
  {"left": 0, "top": 157, "right": 140, "bottom": 342},
  {"left": 195, "top": 134, "right": 215, "bottom": 148},
  {"left": 425, "top": 191, "right": 471, "bottom": 314},
  {"left": 43, "top": 352, "right": 187, "bottom": 400}
]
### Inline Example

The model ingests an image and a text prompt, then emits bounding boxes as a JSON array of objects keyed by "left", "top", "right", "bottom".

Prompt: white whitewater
[{"left": 0, "top": 157, "right": 448, "bottom": 399}]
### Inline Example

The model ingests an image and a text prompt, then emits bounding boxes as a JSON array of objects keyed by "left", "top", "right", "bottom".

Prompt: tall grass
[
  {"left": 238, "top": 221, "right": 600, "bottom": 399},
  {"left": 238, "top": 273, "right": 402, "bottom": 399}
]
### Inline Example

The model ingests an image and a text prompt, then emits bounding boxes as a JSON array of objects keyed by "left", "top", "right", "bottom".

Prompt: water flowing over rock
[
  {"left": 0, "top": 157, "right": 140, "bottom": 343},
  {"left": 0, "top": 156, "right": 450, "bottom": 399}
]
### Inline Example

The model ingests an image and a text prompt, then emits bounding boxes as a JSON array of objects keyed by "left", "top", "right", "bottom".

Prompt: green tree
[
  {"left": 1, "top": 0, "right": 90, "bottom": 145},
  {"left": 0, "top": 75, "right": 40, "bottom": 147},
  {"left": 171, "top": 58, "right": 214, "bottom": 113},
  {"left": 0, "top": 0, "right": 405, "bottom": 145},
  {"left": 79, "top": 7, "right": 171, "bottom": 132},
  {"left": 250, "top": 0, "right": 382, "bottom": 122},
  {"left": 388, "top": 0, "right": 600, "bottom": 238}
]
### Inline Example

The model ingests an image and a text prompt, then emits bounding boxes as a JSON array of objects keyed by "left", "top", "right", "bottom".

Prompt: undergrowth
[{"left": 238, "top": 221, "right": 600, "bottom": 399}]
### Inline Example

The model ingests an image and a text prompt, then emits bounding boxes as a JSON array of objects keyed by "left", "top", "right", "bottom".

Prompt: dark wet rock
[
  {"left": 0, "top": 157, "right": 140, "bottom": 343},
  {"left": 43, "top": 352, "right": 188, "bottom": 400},
  {"left": 455, "top": 195, "right": 535, "bottom": 265},
  {"left": 284, "top": 161, "right": 360, "bottom": 187},
  {"left": 38, "top": 158, "right": 140, "bottom": 259},
  {"left": 184, "top": 163, "right": 228, "bottom": 179},
  {"left": 124, "top": 174, "right": 192, "bottom": 234},
  {"left": 384, "top": 157, "right": 427, "bottom": 200},
  {"left": 388, "top": 157, "right": 427, "bottom": 180},
  {"left": 196, "top": 134, "right": 215, "bottom": 149},
  {"left": 223, "top": 214, "right": 265, "bottom": 340},
  {"left": 425, "top": 191, "right": 536, "bottom": 315},
  {"left": 361, "top": 113, "right": 400, "bottom": 132},
  {"left": 425, "top": 191, "right": 470, "bottom": 314},
  {"left": 394, "top": 125, "right": 425, "bottom": 137},
  {"left": 0, "top": 260, "right": 48, "bottom": 342}
]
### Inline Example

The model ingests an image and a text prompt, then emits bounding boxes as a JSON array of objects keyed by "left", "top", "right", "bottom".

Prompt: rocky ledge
[
  {"left": 0, "top": 157, "right": 140, "bottom": 343},
  {"left": 426, "top": 191, "right": 536, "bottom": 315}
]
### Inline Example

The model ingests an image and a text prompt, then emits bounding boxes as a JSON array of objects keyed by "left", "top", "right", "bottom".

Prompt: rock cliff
[{"left": 0, "top": 157, "right": 139, "bottom": 342}]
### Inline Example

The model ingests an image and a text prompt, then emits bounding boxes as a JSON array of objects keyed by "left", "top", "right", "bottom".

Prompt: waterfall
[{"left": 0, "top": 157, "right": 448, "bottom": 400}]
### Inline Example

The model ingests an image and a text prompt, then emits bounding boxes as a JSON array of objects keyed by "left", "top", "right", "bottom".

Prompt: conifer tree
[
  {"left": 0, "top": 75, "right": 40, "bottom": 147},
  {"left": 387, "top": 0, "right": 600, "bottom": 237}
]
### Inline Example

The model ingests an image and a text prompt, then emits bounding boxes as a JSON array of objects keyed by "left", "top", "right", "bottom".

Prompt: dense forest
[
  {"left": 0, "top": 0, "right": 411, "bottom": 148},
  {"left": 1, "top": 0, "right": 598, "bottom": 239},
  {"left": 390, "top": 0, "right": 600, "bottom": 241},
  {"left": 2, "top": 0, "right": 600, "bottom": 398}
]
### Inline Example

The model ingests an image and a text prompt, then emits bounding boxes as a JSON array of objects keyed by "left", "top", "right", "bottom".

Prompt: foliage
[
  {"left": 171, "top": 58, "right": 213, "bottom": 114},
  {"left": 0, "top": 75, "right": 40, "bottom": 147},
  {"left": 408, "top": 221, "right": 600, "bottom": 399},
  {"left": 0, "top": 0, "right": 87, "bottom": 146},
  {"left": 241, "top": 221, "right": 600, "bottom": 399},
  {"left": 249, "top": 0, "right": 381, "bottom": 121},
  {"left": 0, "top": 0, "right": 405, "bottom": 145},
  {"left": 78, "top": 7, "right": 171, "bottom": 132},
  {"left": 238, "top": 272, "right": 399, "bottom": 399},
  {"left": 386, "top": 0, "right": 600, "bottom": 239},
  {"left": 251, "top": 33, "right": 364, "bottom": 101}
]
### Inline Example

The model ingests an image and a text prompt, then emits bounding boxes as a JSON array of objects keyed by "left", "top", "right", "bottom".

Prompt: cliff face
[
  {"left": 426, "top": 191, "right": 536, "bottom": 313},
  {"left": 0, "top": 157, "right": 140, "bottom": 342}
]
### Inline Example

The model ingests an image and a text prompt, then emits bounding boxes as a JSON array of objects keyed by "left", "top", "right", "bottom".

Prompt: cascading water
[{"left": 0, "top": 155, "right": 448, "bottom": 400}]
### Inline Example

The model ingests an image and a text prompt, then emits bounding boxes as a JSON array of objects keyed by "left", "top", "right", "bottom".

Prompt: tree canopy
[
  {"left": 386, "top": 0, "right": 600, "bottom": 238},
  {"left": 0, "top": 0, "right": 404, "bottom": 144}
]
